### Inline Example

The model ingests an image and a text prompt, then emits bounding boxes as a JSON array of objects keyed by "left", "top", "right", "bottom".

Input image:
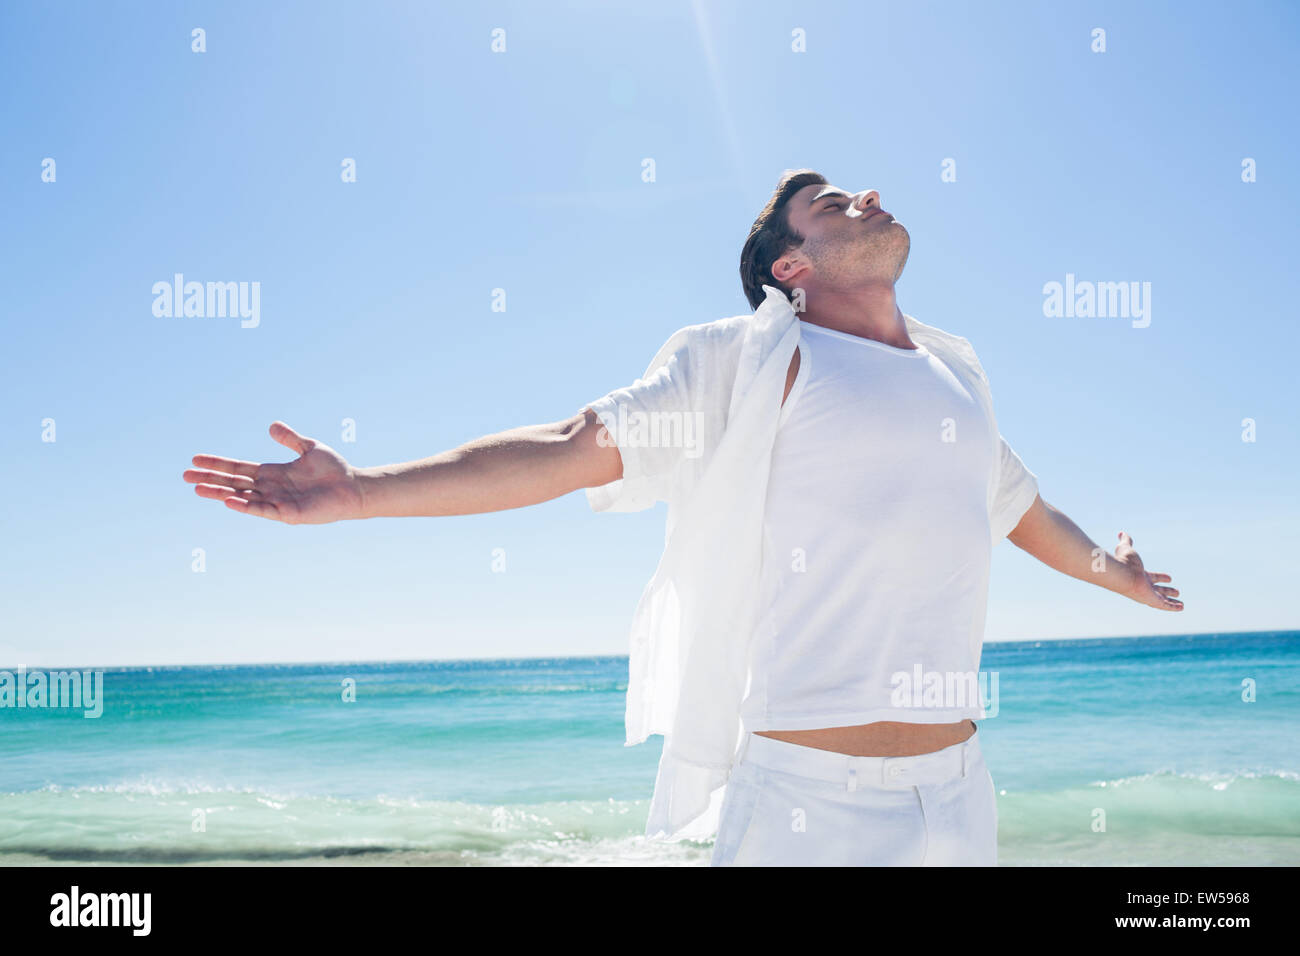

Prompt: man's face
[{"left": 773, "top": 184, "right": 911, "bottom": 292}]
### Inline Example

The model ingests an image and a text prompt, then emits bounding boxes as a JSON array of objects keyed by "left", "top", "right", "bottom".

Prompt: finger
[
  {"left": 1118, "top": 531, "right": 1132, "bottom": 545},
  {"left": 1150, "top": 573, "right": 1172, "bottom": 583},
  {"left": 1155, "top": 585, "right": 1180, "bottom": 597},
  {"left": 193, "top": 482, "right": 245, "bottom": 501},
  {"left": 191, "top": 454, "right": 261, "bottom": 479},
  {"left": 183, "top": 468, "right": 256, "bottom": 491},
  {"left": 269, "top": 421, "right": 314, "bottom": 456},
  {"left": 194, "top": 483, "right": 263, "bottom": 502},
  {"left": 223, "top": 495, "right": 281, "bottom": 521},
  {"left": 1155, "top": 588, "right": 1184, "bottom": 609}
]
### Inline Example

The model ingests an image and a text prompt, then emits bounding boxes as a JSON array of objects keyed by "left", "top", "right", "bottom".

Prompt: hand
[
  {"left": 1113, "top": 531, "right": 1183, "bottom": 611},
  {"left": 183, "top": 421, "right": 364, "bottom": 525}
]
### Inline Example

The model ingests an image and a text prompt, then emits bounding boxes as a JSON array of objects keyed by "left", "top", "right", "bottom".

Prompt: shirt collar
[{"left": 756, "top": 283, "right": 979, "bottom": 376}]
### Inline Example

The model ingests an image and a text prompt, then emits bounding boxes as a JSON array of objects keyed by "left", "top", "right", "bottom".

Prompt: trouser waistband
[{"left": 737, "top": 727, "right": 980, "bottom": 791}]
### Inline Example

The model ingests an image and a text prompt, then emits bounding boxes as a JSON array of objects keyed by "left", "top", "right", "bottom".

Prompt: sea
[{"left": 1, "top": 630, "right": 1297, "bottom": 866}]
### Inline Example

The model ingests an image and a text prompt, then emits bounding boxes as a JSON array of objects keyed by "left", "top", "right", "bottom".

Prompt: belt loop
[{"left": 847, "top": 766, "right": 858, "bottom": 792}]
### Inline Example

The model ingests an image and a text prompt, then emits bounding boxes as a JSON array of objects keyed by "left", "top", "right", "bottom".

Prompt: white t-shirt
[{"left": 741, "top": 319, "right": 995, "bottom": 731}]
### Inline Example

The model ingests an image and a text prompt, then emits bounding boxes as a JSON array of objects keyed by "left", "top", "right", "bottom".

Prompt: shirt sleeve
[
  {"left": 579, "top": 329, "right": 696, "bottom": 513},
  {"left": 990, "top": 433, "right": 1039, "bottom": 541}
]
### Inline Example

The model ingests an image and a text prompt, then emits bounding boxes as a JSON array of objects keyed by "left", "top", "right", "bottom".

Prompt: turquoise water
[{"left": 1, "top": 631, "right": 1297, "bottom": 865}]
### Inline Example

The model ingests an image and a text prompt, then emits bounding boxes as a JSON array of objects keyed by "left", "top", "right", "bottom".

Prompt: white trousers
[{"left": 710, "top": 726, "right": 998, "bottom": 866}]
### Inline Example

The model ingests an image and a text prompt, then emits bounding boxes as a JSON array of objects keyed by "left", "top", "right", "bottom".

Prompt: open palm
[
  {"left": 1114, "top": 531, "right": 1184, "bottom": 611},
  {"left": 183, "top": 421, "right": 363, "bottom": 525}
]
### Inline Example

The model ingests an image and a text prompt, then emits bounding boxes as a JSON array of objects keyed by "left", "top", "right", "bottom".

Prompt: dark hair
[{"left": 739, "top": 168, "right": 828, "bottom": 310}]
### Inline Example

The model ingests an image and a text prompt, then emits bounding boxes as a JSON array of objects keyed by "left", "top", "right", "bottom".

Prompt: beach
[{"left": 2, "top": 632, "right": 1297, "bottom": 866}]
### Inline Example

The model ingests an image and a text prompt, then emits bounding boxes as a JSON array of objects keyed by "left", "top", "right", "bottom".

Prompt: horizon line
[{"left": 2, "top": 628, "right": 1295, "bottom": 674}]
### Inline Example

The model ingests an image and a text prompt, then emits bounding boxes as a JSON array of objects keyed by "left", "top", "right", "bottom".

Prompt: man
[{"left": 183, "top": 168, "right": 1183, "bottom": 867}]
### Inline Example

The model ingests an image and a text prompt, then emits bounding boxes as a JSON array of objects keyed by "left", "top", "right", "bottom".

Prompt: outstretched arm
[
  {"left": 1006, "top": 495, "right": 1184, "bottom": 611},
  {"left": 183, "top": 411, "right": 622, "bottom": 524}
]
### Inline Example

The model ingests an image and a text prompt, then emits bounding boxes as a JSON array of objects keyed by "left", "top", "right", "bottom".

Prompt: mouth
[{"left": 863, "top": 208, "right": 890, "bottom": 223}]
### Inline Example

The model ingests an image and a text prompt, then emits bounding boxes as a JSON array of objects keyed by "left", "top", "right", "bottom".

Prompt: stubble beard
[{"left": 804, "top": 223, "right": 911, "bottom": 289}]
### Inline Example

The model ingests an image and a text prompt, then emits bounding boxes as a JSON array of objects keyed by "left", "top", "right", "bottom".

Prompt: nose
[{"left": 851, "top": 189, "right": 881, "bottom": 214}]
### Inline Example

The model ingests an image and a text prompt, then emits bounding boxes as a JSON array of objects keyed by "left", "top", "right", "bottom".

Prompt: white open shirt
[{"left": 579, "top": 284, "right": 1039, "bottom": 842}]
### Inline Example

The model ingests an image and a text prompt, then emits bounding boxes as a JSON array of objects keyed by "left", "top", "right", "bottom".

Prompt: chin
[
  {"left": 888, "top": 230, "right": 911, "bottom": 268},
  {"left": 855, "top": 236, "right": 909, "bottom": 280}
]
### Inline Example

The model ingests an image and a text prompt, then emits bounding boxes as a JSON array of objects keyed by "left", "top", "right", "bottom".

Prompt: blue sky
[{"left": 2, "top": 0, "right": 1296, "bottom": 667}]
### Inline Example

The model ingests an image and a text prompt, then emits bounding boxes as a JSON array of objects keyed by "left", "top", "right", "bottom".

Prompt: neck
[{"left": 796, "top": 281, "right": 914, "bottom": 350}]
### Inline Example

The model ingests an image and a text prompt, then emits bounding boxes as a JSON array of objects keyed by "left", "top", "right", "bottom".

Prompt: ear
[{"left": 770, "top": 252, "right": 807, "bottom": 286}]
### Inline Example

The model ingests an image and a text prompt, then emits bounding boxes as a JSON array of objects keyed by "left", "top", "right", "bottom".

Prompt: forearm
[
  {"left": 1007, "top": 495, "right": 1137, "bottom": 595},
  {"left": 355, "top": 417, "right": 598, "bottom": 518}
]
